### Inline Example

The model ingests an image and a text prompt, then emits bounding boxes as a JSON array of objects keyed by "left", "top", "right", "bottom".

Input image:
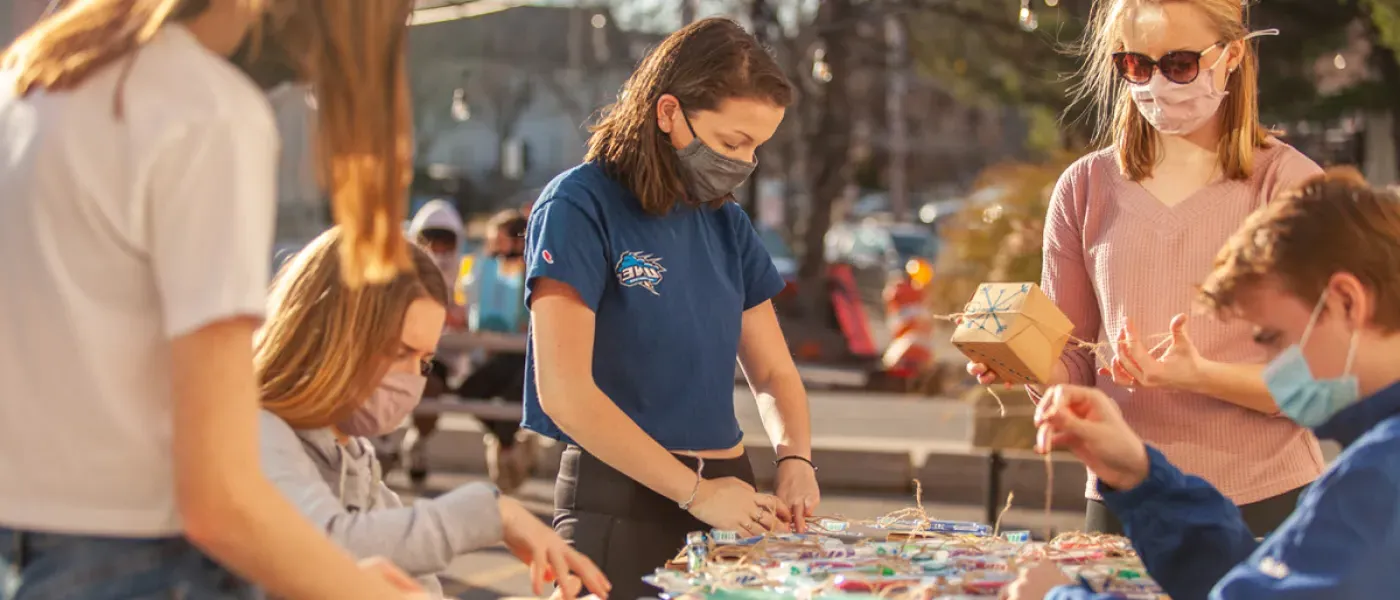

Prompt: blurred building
[{"left": 408, "top": 4, "right": 663, "bottom": 216}]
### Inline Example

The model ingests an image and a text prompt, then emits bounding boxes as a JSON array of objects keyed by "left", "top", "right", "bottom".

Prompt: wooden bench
[
  {"left": 437, "top": 330, "right": 528, "bottom": 353},
  {"left": 415, "top": 396, "right": 523, "bottom": 421}
]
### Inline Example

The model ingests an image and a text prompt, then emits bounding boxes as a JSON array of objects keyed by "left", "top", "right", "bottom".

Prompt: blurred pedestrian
[
  {"left": 395, "top": 199, "right": 467, "bottom": 479},
  {"left": 967, "top": 0, "right": 1324, "bottom": 536},
  {"left": 255, "top": 229, "right": 609, "bottom": 600},
  {"left": 0, "top": 0, "right": 424, "bottom": 597},
  {"left": 523, "top": 17, "right": 819, "bottom": 599},
  {"left": 405, "top": 208, "right": 540, "bottom": 493},
  {"left": 1008, "top": 169, "right": 1400, "bottom": 600},
  {"left": 459, "top": 209, "right": 536, "bottom": 493}
]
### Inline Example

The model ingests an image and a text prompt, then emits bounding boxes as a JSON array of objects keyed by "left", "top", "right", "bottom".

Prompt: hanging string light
[
  {"left": 1018, "top": 0, "right": 1039, "bottom": 32},
  {"left": 812, "top": 47, "right": 833, "bottom": 83}
]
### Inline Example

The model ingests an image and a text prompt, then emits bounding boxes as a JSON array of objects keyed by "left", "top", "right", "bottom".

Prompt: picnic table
[{"left": 413, "top": 331, "right": 528, "bottom": 420}]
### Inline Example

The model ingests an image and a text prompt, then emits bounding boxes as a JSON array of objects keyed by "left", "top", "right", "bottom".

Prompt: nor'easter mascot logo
[{"left": 615, "top": 251, "right": 665, "bottom": 296}]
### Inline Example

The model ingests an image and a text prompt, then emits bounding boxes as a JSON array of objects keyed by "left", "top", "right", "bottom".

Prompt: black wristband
[{"left": 775, "top": 455, "right": 817, "bottom": 471}]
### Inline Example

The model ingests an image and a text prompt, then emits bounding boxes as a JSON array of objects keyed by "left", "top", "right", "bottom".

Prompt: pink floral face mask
[
  {"left": 1124, "top": 29, "right": 1279, "bottom": 135},
  {"left": 1128, "top": 51, "right": 1230, "bottom": 135}
]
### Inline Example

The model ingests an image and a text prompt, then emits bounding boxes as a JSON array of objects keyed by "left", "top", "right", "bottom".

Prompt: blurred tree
[
  {"left": 928, "top": 154, "right": 1076, "bottom": 314},
  {"left": 796, "top": 0, "right": 857, "bottom": 300},
  {"left": 924, "top": 0, "right": 1400, "bottom": 309},
  {"left": 902, "top": 0, "right": 1093, "bottom": 153}
]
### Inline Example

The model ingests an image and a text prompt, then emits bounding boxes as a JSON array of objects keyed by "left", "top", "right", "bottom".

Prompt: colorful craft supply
[{"left": 1002, "top": 530, "right": 1032, "bottom": 543}]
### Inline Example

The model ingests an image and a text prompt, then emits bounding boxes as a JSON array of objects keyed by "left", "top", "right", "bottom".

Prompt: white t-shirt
[{"left": 0, "top": 25, "right": 278, "bottom": 536}]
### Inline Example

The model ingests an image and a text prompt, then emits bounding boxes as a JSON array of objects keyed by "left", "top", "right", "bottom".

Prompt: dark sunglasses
[
  {"left": 1112, "top": 29, "right": 1281, "bottom": 86},
  {"left": 1113, "top": 42, "right": 1224, "bottom": 85}
]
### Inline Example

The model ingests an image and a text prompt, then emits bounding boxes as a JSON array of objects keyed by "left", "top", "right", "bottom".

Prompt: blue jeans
[{"left": 0, "top": 528, "right": 259, "bottom": 600}]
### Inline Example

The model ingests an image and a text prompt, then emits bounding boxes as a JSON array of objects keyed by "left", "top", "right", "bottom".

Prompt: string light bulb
[
  {"left": 812, "top": 48, "right": 833, "bottom": 82},
  {"left": 450, "top": 88, "right": 470, "bottom": 121},
  {"left": 1019, "top": 0, "right": 1039, "bottom": 31}
]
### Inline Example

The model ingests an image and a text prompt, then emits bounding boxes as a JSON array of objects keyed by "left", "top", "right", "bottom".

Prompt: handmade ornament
[{"left": 951, "top": 282, "right": 1074, "bottom": 385}]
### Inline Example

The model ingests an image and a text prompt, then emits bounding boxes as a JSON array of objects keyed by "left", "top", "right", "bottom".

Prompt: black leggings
[
  {"left": 1085, "top": 485, "right": 1307, "bottom": 538},
  {"left": 553, "top": 446, "right": 754, "bottom": 600}
]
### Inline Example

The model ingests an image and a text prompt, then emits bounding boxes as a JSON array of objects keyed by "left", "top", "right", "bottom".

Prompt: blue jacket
[{"left": 1048, "top": 382, "right": 1400, "bottom": 600}]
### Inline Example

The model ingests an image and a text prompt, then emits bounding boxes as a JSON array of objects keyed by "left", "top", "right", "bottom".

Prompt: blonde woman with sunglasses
[{"left": 966, "top": 0, "right": 1325, "bottom": 536}]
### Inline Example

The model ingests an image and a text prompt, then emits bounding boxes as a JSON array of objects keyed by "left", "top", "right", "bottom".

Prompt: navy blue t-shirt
[{"left": 520, "top": 162, "right": 786, "bottom": 451}]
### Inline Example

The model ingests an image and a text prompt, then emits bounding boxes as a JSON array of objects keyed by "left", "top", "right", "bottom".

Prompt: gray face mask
[{"left": 676, "top": 109, "right": 756, "bottom": 204}]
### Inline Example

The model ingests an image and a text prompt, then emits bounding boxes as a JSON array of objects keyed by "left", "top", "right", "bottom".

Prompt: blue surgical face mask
[{"left": 1263, "top": 289, "right": 1362, "bottom": 428}]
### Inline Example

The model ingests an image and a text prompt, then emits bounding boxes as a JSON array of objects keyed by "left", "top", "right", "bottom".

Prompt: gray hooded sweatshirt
[{"left": 259, "top": 410, "right": 503, "bottom": 598}]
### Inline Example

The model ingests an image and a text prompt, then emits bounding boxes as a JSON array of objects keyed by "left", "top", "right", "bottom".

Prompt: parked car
[
  {"left": 825, "top": 220, "right": 938, "bottom": 274},
  {"left": 756, "top": 225, "right": 798, "bottom": 284}
]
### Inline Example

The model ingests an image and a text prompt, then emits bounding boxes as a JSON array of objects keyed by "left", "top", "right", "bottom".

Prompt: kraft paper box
[{"left": 951, "top": 282, "right": 1073, "bottom": 385}]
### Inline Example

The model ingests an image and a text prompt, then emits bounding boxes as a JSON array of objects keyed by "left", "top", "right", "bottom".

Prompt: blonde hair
[
  {"left": 3, "top": 0, "right": 415, "bottom": 288},
  {"left": 1068, "top": 0, "right": 1270, "bottom": 181},
  {"left": 257, "top": 228, "right": 448, "bottom": 429}
]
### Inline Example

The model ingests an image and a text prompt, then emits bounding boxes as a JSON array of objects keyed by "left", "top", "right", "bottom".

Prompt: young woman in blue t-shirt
[{"left": 522, "top": 17, "right": 820, "bottom": 598}]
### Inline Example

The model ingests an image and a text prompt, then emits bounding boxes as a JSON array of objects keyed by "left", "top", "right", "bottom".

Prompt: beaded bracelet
[{"left": 678, "top": 456, "right": 706, "bottom": 510}]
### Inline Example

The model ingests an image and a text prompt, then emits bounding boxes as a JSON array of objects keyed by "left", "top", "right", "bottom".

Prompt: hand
[
  {"left": 1001, "top": 561, "right": 1073, "bottom": 600},
  {"left": 548, "top": 576, "right": 582, "bottom": 600},
  {"left": 773, "top": 458, "right": 820, "bottom": 533},
  {"left": 1034, "top": 385, "right": 1150, "bottom": 491},
  {"left": 357, "top": 557, "right": 430, "bottom": 598},
  {"left": 687, "top": 477, "right": 792, "bottom": 536},
  {"left": 967, "top": 361, "right": 1014, "bottom": 389},
  {"left": 969, "top": 361, "right": 1070, "bottom": 393},
  {"left": 1099, "top": 315, "right": 1202, "bottom": 391},
  {"left": 498, "top": 497, "right": 611, "bottom": 599},
  {"left": 445, "top": 305, "right": 467, "bottom": 330}
]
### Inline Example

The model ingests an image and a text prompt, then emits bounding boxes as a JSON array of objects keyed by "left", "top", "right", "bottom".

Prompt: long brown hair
[
  {"left": 3, "top": 0, "right": 415, "bottom": 287},
  {"left": 1199, "top": 168, "right": 1400, "bottom": 332},
  {"left": 585, "top": 17, "right": 793, "bottom": 215},
  {"left": 1068, "top": 0, "right": 1270, "bottom": 181},
  {"left": 257, "top": 229, "right": 448, "bottom": 429}
]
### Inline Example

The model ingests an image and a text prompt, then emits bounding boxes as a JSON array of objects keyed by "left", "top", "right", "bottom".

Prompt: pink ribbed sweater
[{"left": 1043, "top": 141, "right": 1326, "bottom": 504}]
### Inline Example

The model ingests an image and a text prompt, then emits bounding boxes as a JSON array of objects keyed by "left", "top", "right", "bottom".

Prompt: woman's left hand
[
  {"left": 1001, "top": 561, "right": 1073, "bottom": 600},
  {"left": 1100, "top": 314, "right": 1202, "bottom": 390},
  {"left": 773, "top": 458, "right": 820, "bottom": 533},
  {"left": 499, "top": 497, "right": 611, "bottom": 599}
]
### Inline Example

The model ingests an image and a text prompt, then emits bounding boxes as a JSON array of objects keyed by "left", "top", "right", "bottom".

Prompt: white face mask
[{"left": 432, "top": 252, "right": 458, "bottom": 284}]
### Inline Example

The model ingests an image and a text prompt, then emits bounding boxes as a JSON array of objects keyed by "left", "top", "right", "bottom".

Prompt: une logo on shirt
[{"left": 615, "top": 251, "right": 665, "bottom": 296}]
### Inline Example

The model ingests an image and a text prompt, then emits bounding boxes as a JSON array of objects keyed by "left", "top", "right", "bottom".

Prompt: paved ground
[{"left": 429, "top": 387, "right": 978, "bottom": 459}]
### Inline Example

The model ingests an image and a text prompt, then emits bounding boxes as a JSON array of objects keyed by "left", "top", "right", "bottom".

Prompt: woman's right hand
[
  {"left": 686, "top": 477, "right": 791, "bottom": 536},
  {"left": 966, "top": 361, "right": 1012, "bottom": 388},
  {"left": 966, "top": 361, "right": 1069, "bottom": 391},
  {"left": 1034, "top": 385, "right": 1149, "bottom": 491}
]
